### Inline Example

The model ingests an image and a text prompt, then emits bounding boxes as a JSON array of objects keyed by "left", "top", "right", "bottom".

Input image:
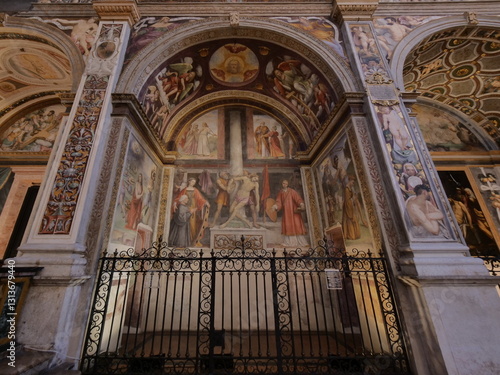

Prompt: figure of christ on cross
[{"left": 220, "top": 172, "right": 260, "bottom": 229}]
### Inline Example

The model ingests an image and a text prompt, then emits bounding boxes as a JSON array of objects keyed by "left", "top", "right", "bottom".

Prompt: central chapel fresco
[{"left": 164, "top": 105, "right": 308, "bottom": 249}]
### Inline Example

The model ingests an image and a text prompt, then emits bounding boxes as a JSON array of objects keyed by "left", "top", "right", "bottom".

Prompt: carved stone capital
[
  {"left": 331, "top": 3, "right": 378, "bottom": 23},
  {"left": 93, "top": 0, "right": 140, "bottom": 26}
]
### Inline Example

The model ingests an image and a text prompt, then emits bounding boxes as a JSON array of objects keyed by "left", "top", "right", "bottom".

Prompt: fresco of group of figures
[
  {"left": 373, "top": 16, "right": 436, "bottom": 59},
  {"left": 438, "top": 169, "right": 499, "bottom": 256},
  {"left": 414, "top": 103, "right": 486, "bottom": 152},
  {"left": 348, "top": 23, "right": 447, "bottom": 239},
  {"left": 176, "top": 110, "right": 222, "bottom": 158},
  {"left": 175, "top": 109, "right": 296, "bottom": 160},
  {"left": 472, "top": 167, "right": 500, "bottom": 235},
  {"left": 139, "top": 41, "right": 336, "bottom": 140},
  {"left": 110, "top": 135, "right": 162, "bottom": 249},
  {"left": 375, "top": 104, "right": 452, "bottom": 238},
  {"left": 0, "top": 104, "right": 65, "bottom": 152},
  {"left": 316, "top": 134, "right": 373, "bottom": 251},
  {"left": 349, "top": 24, "right": 391, "bottom": 81},
  {"left": 272, "top": 17, "right": 347, "bottom": 61},
  {"left": 168, "top": 166, "right": 308, "bottom": 249},
  {"left": 125, "top": 17, "right": 202, "bottom": 64}
]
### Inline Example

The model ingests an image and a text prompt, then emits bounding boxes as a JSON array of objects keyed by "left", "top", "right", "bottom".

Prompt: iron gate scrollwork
[{"left": 81, "top": 237, "right": 411, "bottom": 374}]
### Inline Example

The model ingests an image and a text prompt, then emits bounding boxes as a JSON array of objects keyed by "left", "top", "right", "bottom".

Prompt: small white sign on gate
[{"left": 325, "top": 269, "right": 342, "bottom": 290}]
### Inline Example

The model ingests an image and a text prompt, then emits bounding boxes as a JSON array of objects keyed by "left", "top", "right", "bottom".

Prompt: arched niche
[
  {"left": 117, "top": 17, "right": 360, "bottom": 156},
  {"left": 390, "top": 16, "right": 500, "bottom": 144},
  {"left": 413, "top": 98, "right": 497, "bottom": 152},
  {"left": 0, "top": 16, "right": 85, "bottom": 124},
  {"left": 390, "top": 15, "right": 500, "bottom": 90},
  {"left": 164, "top": 91, "right": 309, "bottom": 151},
  {"left": 118, "top": 17, "right": 358, "bottom": 95}
]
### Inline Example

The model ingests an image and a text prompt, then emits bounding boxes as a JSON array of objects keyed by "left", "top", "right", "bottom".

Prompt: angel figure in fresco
[
  {"left": 126, "top": 17, "right": 176, "bottom": 59},
  {"left": 143, "top": 86, "right": 162, "bottom": 120},
  {"left": 314, "top": 83, "right": 331, "bottom": 117},
  {"left": 351, "top": 26, "right": 377, "bottom": 56},
  {"left": 273, "top": 61, "right": 315, "bottom": 108},
  {"left": 154, "top": 57, "right": 199, "bottom": 111},
  {"left": 399, "top": 162, "right": 428, "bottom": 197},
  {"left": 375, "top": 17, "right": 412, "bottom": 58},
  {"left": 53, "top": 18, "right": 98, "bottom": 56}
]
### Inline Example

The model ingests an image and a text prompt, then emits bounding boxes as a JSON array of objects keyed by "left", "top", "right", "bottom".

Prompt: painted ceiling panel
[
  {"left": 449, "top": 79, "right": 476, "bottom": 96},
  {"left": 0, "top": 32, "right": 73, "bottom": 116},
  {"left": 449, "top": 43, "right": 479, "bottom": 65},
  {"left": 403, "top": 26, "right": 500, "bottom": 144}
]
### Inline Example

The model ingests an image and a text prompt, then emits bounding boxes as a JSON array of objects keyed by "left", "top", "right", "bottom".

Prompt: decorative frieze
[{"left": 38, "top": 23, "right": 127, "bottom": 235}]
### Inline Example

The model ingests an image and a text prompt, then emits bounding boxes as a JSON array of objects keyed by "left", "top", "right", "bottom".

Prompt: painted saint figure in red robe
[{"left": 272, "top": 179, "right": 309, "bottom": 247}]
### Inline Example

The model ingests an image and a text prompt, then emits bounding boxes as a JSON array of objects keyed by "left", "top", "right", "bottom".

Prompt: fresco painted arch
[
  {"left": 136, "top": 38, "right": 340, "bottom": 144},
  {"left": 118, "top": 17, "right": 358, "bottom": 95},
  {"left": 117, "top": 17, "right": 360, "bottom": 157},
  {"left": 165, "top": 92, "right": 308, "bottom": 150},
  {"left": 413, "top": 100, "right": 494, "bottom": 152},
  {"left": 390, "top": 17, "right": 500, "bottom": 143}
]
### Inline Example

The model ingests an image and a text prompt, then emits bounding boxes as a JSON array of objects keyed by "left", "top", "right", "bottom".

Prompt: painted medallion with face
[{"left": 209, "top": 43, "right": 259, "bottom": 86}]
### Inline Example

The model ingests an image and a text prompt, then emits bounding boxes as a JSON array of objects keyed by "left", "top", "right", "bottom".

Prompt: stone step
[
  {"left": 40, "top": 362, "right": 81, "bottom": 375},
  {"left": 0, "top": 349, "right": 53, "bottom": 375}
]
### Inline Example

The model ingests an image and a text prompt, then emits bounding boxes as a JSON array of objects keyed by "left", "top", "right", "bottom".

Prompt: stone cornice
[
  {"left": 139, "top": 3, "right": 332, "bottom": 17},
  {"left": 374, "top": 0, "right": 500, "bottom": 17},
  {"left": 93, "top": 0, "right": 141, "bottom": 25},
  {"left": 331, "top": 3, "right": 378, "bottom": 24},
  {"left": 24, "top": 2, "right": 332, "bottom": 18},
  {"left": 19, "top": 1, "right": 500, "bottom": 19}
]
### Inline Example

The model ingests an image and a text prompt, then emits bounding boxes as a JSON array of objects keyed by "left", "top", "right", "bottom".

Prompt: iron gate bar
[
  {"left": 81, "top": 237, "right": 411, "bottom": 374},
  {"left": 271, "top": 251, "right": 284, "bottom": 375}
]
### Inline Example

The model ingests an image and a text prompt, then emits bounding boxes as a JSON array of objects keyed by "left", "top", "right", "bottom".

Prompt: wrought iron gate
[{"left": 81, "top": 237, "right": 411, "bottom": 374}]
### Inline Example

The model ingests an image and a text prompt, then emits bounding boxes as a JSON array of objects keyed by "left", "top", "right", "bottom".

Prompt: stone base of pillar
[
  {"left": 210, "top": 227, "right": 267, "bottom": 250},
  {"left": 399, "top": 252, "right": 500, "bottom": 375}
]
